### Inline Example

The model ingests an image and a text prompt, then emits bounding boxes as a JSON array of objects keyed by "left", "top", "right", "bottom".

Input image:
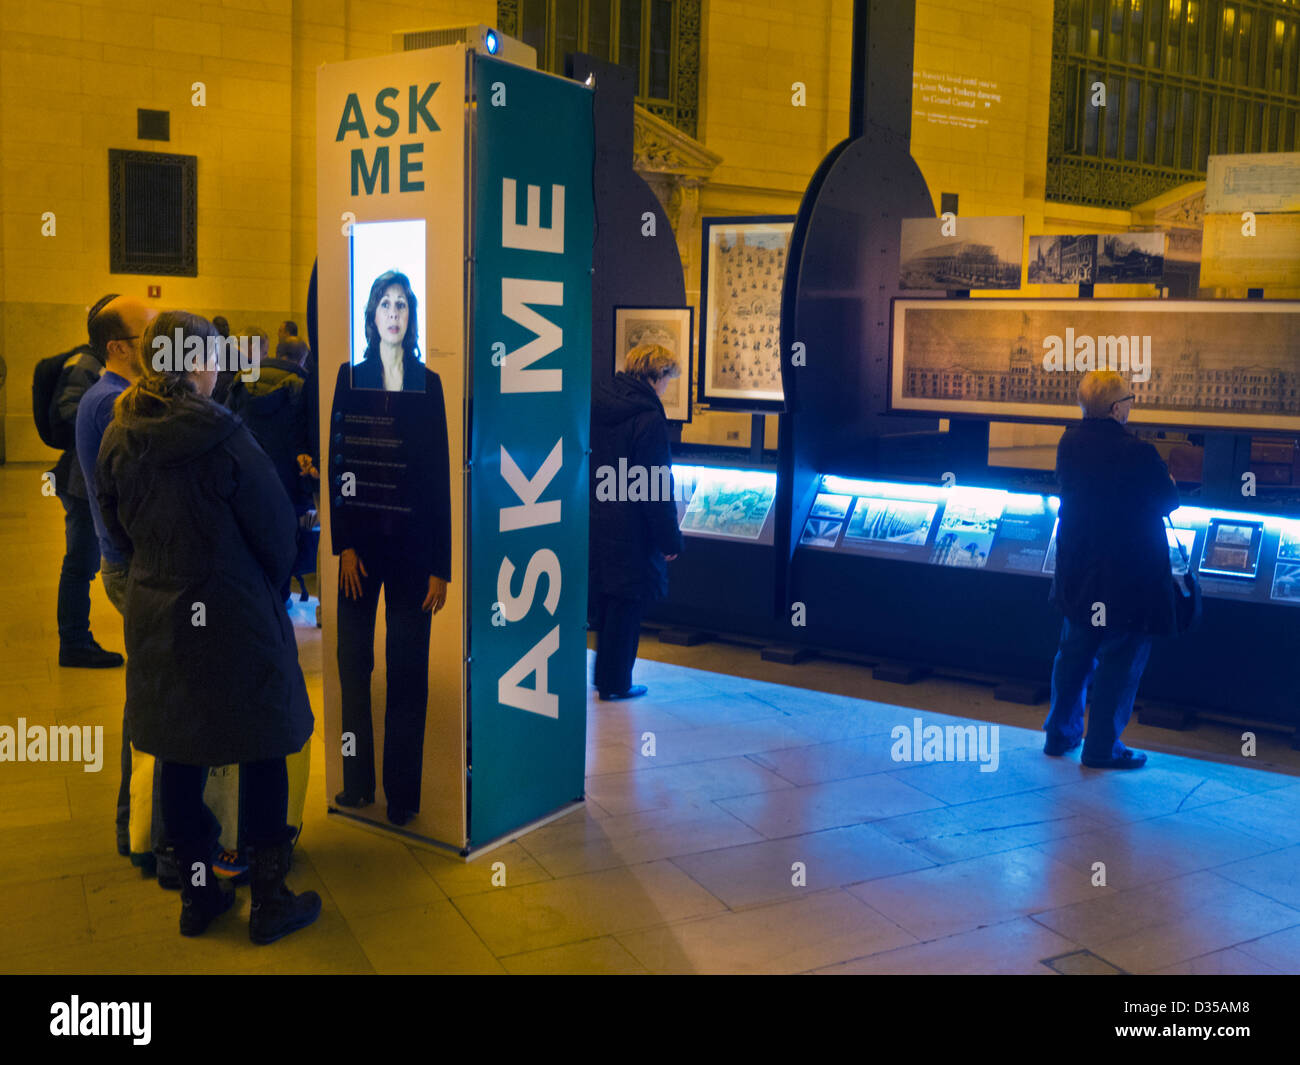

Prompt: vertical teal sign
[{"left": 469, "top": 56, "right": 593, "bottom": 845}]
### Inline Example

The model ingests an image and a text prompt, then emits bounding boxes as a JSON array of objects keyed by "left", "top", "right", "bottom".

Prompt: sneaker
[
  {"left": 333, "top": 790, "right": 373, "bottom": 809},
  {"left": 212, "top": 848, "right": 250, "bottom": 883},
  {"left": 59, "top": 642, "right": 124, "bottom": 668}
]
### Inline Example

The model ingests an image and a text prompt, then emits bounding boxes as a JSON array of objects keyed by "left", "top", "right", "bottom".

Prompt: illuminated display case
[
  {"left": 672, "top": 464, "right": 778, "bottom": 545},
  {"left": 798, "top": 475, "right": 1300, "bottom": 608}
]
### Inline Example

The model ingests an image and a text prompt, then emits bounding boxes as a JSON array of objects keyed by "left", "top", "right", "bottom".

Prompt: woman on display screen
[{"left": 329, "top": 269, "right": 452, "bottom": 828}]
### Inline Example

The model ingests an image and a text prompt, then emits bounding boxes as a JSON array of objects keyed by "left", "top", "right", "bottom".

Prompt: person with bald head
[
  {"left": 1044, "top": 369, "right": 1181, "bottom": 770},
  {"left": 77, "top": 295, "right": 157, "bottom": 857}
]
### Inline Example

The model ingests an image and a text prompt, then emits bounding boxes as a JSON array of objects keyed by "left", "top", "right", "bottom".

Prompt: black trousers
[
  {"left": 593, "top": 593, "right": 647, "bottom": 695},
  {"left": 160, "top": 759, "right": 288, "bottom": 848},
  {"left": 336, "top": 550, "right": 432, "bottom": 812}
]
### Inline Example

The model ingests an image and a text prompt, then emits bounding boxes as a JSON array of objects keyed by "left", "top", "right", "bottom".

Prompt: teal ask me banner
[{"left": 469, "top": 55, "right": 594, "bottom": 845}]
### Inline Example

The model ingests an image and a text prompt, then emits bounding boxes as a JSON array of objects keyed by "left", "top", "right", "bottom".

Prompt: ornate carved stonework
[
  {"left": 1132, "top": 182, "right": 1206, "bottom": 263},
  {"left": 632, "top": 104, "right": 721, "bottom": 288}
]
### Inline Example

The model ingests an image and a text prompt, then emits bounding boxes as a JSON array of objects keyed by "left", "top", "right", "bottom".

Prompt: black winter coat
[
  {"left": 50, "top": 348, "right": 105, "bottom": 500},
  {"left": 96, "top": 389, "right": 314, "bottom": 765},
  {"left": 590, "top": 372, "right": 683, "bottom": 601},
  {"left": 225, "top": 358, "right": 311, "bottom": 510},
  {"left": 1051, "top": 416, "right": 1181, "bottom": 635},
  {"left": 327, "top": 356, "right": 452, "bottom": 582}
]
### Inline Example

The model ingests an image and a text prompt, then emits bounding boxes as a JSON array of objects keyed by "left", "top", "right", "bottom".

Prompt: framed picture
[
  {"left": 899, "top": 216, "right": 1024, "bottom": 290},
  {"left": 613, "top": 306, "right": 693, "bottom": 423},
  {"left": 890, "top": 297, "right": 1300, "bottom": 432},
  {"left": 698, "top": 215, "right": 794, "bottom": 412}
]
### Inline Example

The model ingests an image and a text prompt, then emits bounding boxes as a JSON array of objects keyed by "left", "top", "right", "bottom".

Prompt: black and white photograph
[
  {"left": 1095, "top": 232, "right": 1165, "bottom": 284},
  {"left": 844, "top": 497, "right": 938, "bottom": 545},
  {"left": 614, "top": 306, "right": 694, "bottom": 422},
  {"left": 810, "top": 493, "right": 853, "bottom": 520},
  {"left": 1027, "top": 234, "right": 1097, "bottom": 284},
  {"left": 1271, "top": 560, "right": 1300, "bottom": 603},
  {"left": 898, "top": 215, "right": 1024, "bottom": 290},
  {"left": 801, "top": 517, "right": 844, "bottom": 548}
]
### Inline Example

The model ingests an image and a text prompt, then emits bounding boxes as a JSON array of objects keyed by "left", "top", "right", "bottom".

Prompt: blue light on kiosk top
[
  {"left": 820, "top": 475, "right": 1058, "bottom": 512},
  {"left": 672, "top": 464, "right": 777, "bottom": 490},
  {"left": 485, "top": 29, "right": 500, "bottom": 53}
]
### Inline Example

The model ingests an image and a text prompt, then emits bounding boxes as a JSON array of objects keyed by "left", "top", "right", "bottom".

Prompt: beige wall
[
  {"left": 2, "top": 0, "right": 1199, "bottom": 465},
  {"left": 0, "top": 0, "right": 493, "bottom": 464}
]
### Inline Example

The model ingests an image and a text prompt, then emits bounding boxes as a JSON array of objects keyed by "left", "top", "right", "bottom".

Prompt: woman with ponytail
[{"left": 96, "top": 310, "right": 320, "bottom": 944}]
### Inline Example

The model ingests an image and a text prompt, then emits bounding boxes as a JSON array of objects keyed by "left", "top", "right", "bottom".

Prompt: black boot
[
  {"left": 248, "top": 829, "right": 321, "bottom": 946},
  {"left": 175, "top": 840, "right": 235, "bottom": 937}
]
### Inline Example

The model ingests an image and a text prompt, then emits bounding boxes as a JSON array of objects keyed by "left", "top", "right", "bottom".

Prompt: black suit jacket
[{"left": 328, "top": 354, "right": 452, "bottom": 581}]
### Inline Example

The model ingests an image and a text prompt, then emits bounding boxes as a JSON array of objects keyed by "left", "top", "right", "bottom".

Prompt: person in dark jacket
[
  {"left": 328, "top": 270, "right": 451, "bottom": 827},
  {"left": 589, "top": 344, "right": 684, "bottom": 700},
  {"left": 96, "top": 310, "right": 321, "bottom": 943},
  {"left": 50, "top": 293, "right": 124, "bottom": 668},
  {"left": 1044, "top": 370, "right": 1180, "bottom": 770}
]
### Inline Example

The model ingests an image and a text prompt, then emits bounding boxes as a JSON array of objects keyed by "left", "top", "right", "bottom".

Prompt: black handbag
[{"left": 1165, "top": 516, "right": 1202, "bottom": 634}]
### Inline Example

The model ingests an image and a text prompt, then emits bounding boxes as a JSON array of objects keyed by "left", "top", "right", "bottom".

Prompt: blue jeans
[
  {"left": 1045, "top": 618, "right": 1153, "bottom": 761},
  {"left": 57, "top": 493, "right": 100, "bottom": 648}
]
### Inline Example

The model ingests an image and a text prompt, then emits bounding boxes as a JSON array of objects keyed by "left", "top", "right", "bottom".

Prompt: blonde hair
[
  {"left": 624, "top": 343, "right": 680, "bottom": 383},
  {"left": 1077, "top": 370, "right": 1130, "bottom": 417}
]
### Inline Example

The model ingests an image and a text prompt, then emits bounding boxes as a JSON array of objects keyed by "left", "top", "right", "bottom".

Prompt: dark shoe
[
  {"left": 1043, "top": 733, "right": 1082, "bottom": 757},
  {"left": 248, "top": 834, "right": 321, "bottom": 946},
  {"left": 116, "top": 830, "right": 130, "bottom": 858},
  {"left": 155, "top": 845, "right": 181, "bottom": 890},
  {"left": 176, "top": 841, "right": 235, "bottom": 937},
  {"left": 1081, "top": 748, "right": 1148, "bottom": 770},
  {"left": 599, "top": 685, "right": 648, "bottom": 701},
  {"left": 387, "top": 806, "right": 416, "bottom": 827},
  {"left": 59, "top": 642, "right": 124, "bottom": 669},
  {"left": 333, "top": 790, "right": 373, "bottom": 809}
]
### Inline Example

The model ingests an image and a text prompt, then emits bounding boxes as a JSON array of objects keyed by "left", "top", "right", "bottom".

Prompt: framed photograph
[
  {"left": 890, "top": 297, "right": 1300, "bottom": 432},
  {"left": 698, "top": 215, "right": 794, "bottom": 412},
  {"left": 899, "top": 216, "right": 1024, "bottom": 290},
  {"left": 613, "top": 306, "right": 693, "bottom": 422}
]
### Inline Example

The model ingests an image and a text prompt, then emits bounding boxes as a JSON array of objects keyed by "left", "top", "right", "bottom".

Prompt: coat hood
[
  {"left": 109, "top": 389, "right": 243, "bottom": 469},
  {"left": 592, "top": 372, "right": 665, "bottom": 426},
  {"left": 227, "top": 359, "right": 305, "bottom": 413}
]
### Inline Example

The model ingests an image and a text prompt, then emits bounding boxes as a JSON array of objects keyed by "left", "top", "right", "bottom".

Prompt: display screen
[
  {"left": 349, "top": 219, "right": 428, "bottom": 390},
  {"left": 1199, "top": 518, "right": 1263, "bottom": 578}
]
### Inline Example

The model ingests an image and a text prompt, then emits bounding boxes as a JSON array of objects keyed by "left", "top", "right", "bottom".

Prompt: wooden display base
[
  {"left": 657, "top": 629, "right": 714, "bottom": 647},
  {"left": 993, "top": 681, "right": 1049, "bottom": 705},
  {"left": 760, "top": 645, "right": 816, "bottom": 665},
  {"left": 1137, "top": 702, "right": 1197, "bottom": 730},
  {"left": 872, "top": 661, "right": 930, "bottom": 685}
]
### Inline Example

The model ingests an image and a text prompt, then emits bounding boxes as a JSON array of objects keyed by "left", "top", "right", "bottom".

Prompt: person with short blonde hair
[
  {"left": 1077, "top": 369, "right": 1133, "bottom": 419},
  {"left": 623, "top": 343, "right": 681, "bottom": 385},
  {"left": 588, "top": 347, "right": 684, "bottom": 700},
  {"left": 1044, "top": 369, "right": 1180, "bottom": 770}
]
